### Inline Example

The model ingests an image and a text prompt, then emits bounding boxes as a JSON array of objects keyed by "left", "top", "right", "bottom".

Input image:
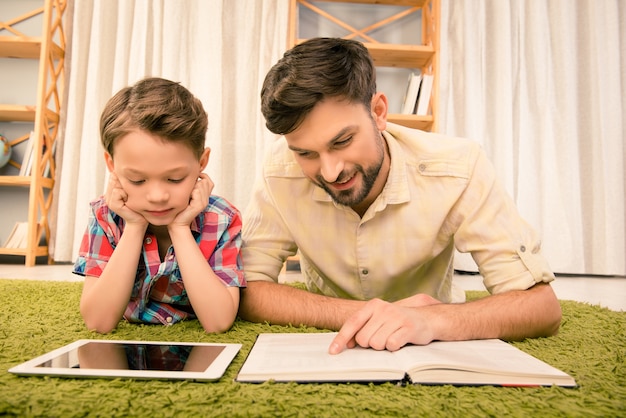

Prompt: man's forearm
[
  {"left": 239, "top": 281, "right": 364, "bottom": 330},
  {"left": 427, "top": 282, "right": 562, "bottom": 342}
]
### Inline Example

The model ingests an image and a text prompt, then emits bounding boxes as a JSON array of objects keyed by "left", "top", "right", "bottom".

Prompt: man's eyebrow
[{"left": 288, "top": 126, "right": 356, "bottom": 153}]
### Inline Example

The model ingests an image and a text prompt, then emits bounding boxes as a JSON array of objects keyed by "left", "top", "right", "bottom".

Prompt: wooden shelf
[
  {"left": 0, "top": 0, "right": 67, "bottom": 266},
  {"left": 312, "top": 0, "right": 428, "bottom": 6},
  {"left": 293, "top": 39, "right": 435, "bottom": 68},
  {"left": 0, "top": 246, "right": 49, "bottom": 257},
  {"left": 0, "top": 36, "right": 64, "bottom": 60},
  {"left": 388, "top": 113, "right": 433, "bottom": 130},
  {"left": 0, "top": 175, "right": 54, "bottom": 188},
  {"left": 0, "top": 104, "right": 60, "bottom": 123},
  {"left": 289, "top": 0, "right": 439, "bottom": 131}
]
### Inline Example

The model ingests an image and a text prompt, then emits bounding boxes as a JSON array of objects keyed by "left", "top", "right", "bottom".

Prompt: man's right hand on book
[{"left": 329, "top": 295, "right": 442, "bottom": 355}]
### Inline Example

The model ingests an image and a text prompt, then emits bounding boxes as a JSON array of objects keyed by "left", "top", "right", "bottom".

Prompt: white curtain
[
  {"left": 439, "top": 0, "right": 625, "bottom": 276},
  {"left": 52, "top": 0, "right": 288, "bottom": 262},
  {"left": 53, "top": 0, "right": 625, "bottom": 276}
]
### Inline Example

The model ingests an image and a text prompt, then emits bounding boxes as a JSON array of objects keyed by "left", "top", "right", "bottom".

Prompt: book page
[
  {"left": 237, "top": 334, "right": 575, "bottom": 386},
  {"left": 237, "top": 333, "right": 405, "bottom": 382},
  {"left": 393, "top": 339, "right": 575, "bottom": 386}
]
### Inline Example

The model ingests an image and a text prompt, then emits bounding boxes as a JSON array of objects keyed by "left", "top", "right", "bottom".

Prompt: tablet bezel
[{"left": 8, "top": 339, "right": 242, "bottom": 381}]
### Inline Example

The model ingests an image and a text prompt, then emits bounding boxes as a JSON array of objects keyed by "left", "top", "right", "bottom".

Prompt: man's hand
[
  {"left": 105, "top": 172, "right": 147, "bottom": 226},
  {"left": 329, "top": 294, "right": 442, "bottom": 354},
  {"left": 393, "top": 292, "right": 442, "bottom": 309},
  {"left": 171, "top": 173, "right": 214, "bottom": 228}
]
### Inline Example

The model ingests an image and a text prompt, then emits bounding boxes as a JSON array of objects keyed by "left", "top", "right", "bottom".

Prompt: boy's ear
[
  {"left": 199, "top": 147, "right": 211, "bottom": 171},
  {"left": 104, "top": 152, "right": 115, "bottom": 172}
]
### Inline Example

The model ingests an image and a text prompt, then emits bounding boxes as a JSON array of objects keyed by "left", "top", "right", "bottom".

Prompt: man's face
[{"left": 285, "top": 96, "right": 389, "bottom": 215}]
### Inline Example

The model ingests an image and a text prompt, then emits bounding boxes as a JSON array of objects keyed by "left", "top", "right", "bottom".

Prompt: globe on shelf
[{"left": 0, "top": 135, "right": 12, "bottom": 168}]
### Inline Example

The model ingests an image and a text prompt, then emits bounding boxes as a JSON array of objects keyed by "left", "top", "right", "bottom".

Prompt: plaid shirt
[
  {"left": 74, "top": 195, "right": 245, "bottom": 326},
  {"left": 124, "top": 344, "right": 192, "bottom": 371}
]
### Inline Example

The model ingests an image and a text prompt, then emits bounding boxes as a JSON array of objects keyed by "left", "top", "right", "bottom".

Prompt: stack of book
[{"left": 400, "top": 72, "right": 434, "bottom": 116}]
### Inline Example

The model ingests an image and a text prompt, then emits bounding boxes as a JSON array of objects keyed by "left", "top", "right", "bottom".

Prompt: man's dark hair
[{"left": 261, "top": 37, "right": 376, "bottom": 135}]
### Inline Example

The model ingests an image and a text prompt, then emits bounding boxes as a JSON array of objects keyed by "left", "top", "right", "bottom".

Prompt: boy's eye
[
  {"left": 168, "top": 178, "right": 185, "bottom": 184},
  {"left": 128, "top": 179, "right": 144, "bottom": 185}
]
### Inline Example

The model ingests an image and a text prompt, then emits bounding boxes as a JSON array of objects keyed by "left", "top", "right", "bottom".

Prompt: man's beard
[{"left": 314, "top": 133, "right": 385, "bottom": 208}]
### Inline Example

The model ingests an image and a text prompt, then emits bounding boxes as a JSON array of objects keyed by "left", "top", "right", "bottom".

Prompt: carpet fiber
[{"left": 0, "top": 279, "right": 624, "bottom": 417}]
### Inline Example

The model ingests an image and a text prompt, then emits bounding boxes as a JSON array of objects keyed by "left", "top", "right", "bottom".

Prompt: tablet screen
[
  {"left": 37, "top": 342, "right": 225, "bottom": 372},
  {"left": 9, "top": 340, "right": 241, "bottom": 381}
]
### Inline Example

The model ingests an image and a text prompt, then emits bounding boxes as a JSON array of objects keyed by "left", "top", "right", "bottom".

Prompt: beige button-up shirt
[{"left": 242, "top": 123, "right": 554, "bottom": 303}]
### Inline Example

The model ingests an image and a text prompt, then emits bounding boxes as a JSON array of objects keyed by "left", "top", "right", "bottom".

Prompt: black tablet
[{"left": 9, "top": 339, "right": 241, "bottom": 381}]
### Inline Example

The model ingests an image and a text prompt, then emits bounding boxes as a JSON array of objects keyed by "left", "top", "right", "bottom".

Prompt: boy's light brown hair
[{"left": 100, "top": 77, "right": 208, "bottom": 159}]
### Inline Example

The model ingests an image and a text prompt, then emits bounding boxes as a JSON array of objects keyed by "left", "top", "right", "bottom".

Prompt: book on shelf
[
  {"left": 236, "top": 332, "right": 576, "bottom": 387},
  {"left": 400, "top": 72, "right": 422, "bottom": 114},
  {"left": 18, "top": 131, "right": 35, "bottom": 176},
  {"left": 2, "top": 221, "right": 29, "bottom": 248},
  {"left": 415, "top": 73, "right": 434, "bottom": 115}
]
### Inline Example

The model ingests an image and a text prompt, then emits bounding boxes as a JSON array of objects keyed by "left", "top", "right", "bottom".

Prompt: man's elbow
[
  {"left": 544, "top": 297, "right": 562, "bottom": 337},
  {"left": 538, "top": 284, "right": 562, "bottom": 337},
  {"left": 238, "top": 282, "right": 271, "bottom": 323}
]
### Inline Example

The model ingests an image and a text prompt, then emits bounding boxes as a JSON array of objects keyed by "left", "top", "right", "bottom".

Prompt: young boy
[{"left": 74, "top": 77, "right": 245, "bottom": 334}]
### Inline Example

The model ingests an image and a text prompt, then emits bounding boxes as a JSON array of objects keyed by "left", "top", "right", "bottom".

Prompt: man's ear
[
  {"left": 370, "top": 92, "right": 388, "bottom": 131},
  {"left": 199, "top": 147, "right": 211, "bottom": 171},
  {"left": 104, "top": 152, "right": 115, "bottom": 172}
]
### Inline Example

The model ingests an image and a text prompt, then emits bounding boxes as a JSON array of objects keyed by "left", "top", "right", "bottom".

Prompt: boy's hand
[
  {"left": 105, "top": 172, "right": 147, "bottom": 226},
  {"left": 171, "top": 173, "right": 213, "bottom": 227}
]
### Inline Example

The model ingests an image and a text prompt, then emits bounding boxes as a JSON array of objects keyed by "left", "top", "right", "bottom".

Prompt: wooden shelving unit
[
  {"left": 0, "top": 0, "right": 67, "bottom": 266},
  {"left": 288, "top": 0, "right": 440, "bottom": 131}
]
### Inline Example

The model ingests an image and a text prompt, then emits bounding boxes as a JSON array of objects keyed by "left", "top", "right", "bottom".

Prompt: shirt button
[
  {"left": 520, "top": 245, "right": 526, "bottom": 252},
  {"left": 166, "top": 316, "right": 173, "bottom": 324},
  {"left": 362, "top": 269, "right": 369, "bottom": 275},
  {"left": 145, "top": 237, "right": 152, "bottom": 244},
  {"left": 419, "top": 163, "right": 426, "bottom": 172}
]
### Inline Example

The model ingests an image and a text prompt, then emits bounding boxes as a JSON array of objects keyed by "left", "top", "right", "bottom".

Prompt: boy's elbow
[
  {"left": 80, "top": 306, "right": 117, "bottom": 334},
  {"left": 199, "top": 311, "right": 236, "bottom": 334},
  {"left": 82, "top": 318, "right": 117, "bottom": 334},
  {"left": 201, "top": 319, "right": 234, "bottom": 334}
]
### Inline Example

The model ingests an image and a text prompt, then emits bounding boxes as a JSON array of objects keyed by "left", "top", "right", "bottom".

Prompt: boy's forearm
[
  {"left": 169, "top": 226, "right": 239, "bottom": 333},
  {"left": 80, "top": 223, "right": 147, "bottom": 333}
]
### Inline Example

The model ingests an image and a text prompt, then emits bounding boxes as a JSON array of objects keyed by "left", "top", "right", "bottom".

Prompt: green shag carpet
[{"left": 0, "top": 279, "right": 624, "bottom": 418}]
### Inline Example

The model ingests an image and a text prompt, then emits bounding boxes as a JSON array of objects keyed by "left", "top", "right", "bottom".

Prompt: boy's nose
[{"left": 147, "top": 185, "right": 169, "bottom": 202}]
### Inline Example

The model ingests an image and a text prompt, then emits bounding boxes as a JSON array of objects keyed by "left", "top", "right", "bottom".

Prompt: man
[{"left": 239, "top": 37, "right": 561, "bottom": 353}]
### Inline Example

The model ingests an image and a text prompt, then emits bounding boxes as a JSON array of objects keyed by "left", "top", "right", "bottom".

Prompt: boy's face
[
  {"left": 105, "top": 129, "right": 209, "bottom": 226},
  {"left": 284, "top": 93, "right": 390, "bottom": 215}
]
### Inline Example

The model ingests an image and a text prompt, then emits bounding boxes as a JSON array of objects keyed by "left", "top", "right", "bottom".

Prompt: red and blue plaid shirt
[{"left": 73, "top": 195, "right": 246, "bottom": 326}]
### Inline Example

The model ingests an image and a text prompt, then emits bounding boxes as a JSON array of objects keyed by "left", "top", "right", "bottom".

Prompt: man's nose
[{"left": 319, "top": 154, "right": 343, "bottom": 183}]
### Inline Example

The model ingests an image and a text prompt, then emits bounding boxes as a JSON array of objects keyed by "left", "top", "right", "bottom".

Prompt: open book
[{"left": 236, "top": 333, "right": 576, "bottom": 387}]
